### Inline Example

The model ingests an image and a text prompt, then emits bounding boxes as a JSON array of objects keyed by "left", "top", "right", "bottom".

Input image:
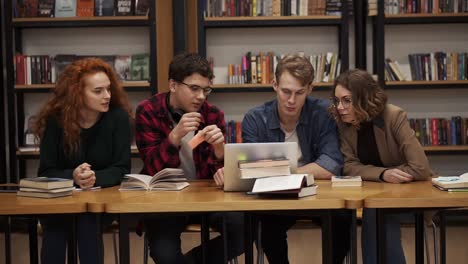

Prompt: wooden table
[
  {"left": 364, "top": 180, "right": 468, "bottom": 264},
  {"left": 97, "top": 180, "right": 347, "bottom": 264},
  {"left": 0, "top": 191, "right": 87, "bottom": 264}
]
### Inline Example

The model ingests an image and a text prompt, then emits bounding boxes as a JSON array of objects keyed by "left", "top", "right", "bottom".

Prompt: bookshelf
[
  {"left": 3, "top": 2, "right": 161, "bottom": 182},
  {"left": 372, "top": 0, "right": 468, "bottom": 156},
  {"left": 196, "top": 0, "right": 351, "bottom": 92}
]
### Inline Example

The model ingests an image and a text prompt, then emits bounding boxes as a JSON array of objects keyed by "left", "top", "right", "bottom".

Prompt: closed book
[
  {"left": 239, "top": 158, "right": 289, "bottom": 169},
  {"left": 331, "top": 176, "right": 362, "bottom": 187},
  {"left": 257, "top": 185, "right": 318, "bottom": 198},
  {"left": 251, "top": 174, "right": 315, "bottom": 194},
  {"left": 17, "top": 190, "right": 73, "bottom": 198},
  {"left": 432, "top": 173, "right": 468, "bottom": 189},
  {"left": 19, "top": 186, "right": 75, "bottom": 193},
  {"left": 239, "top": 165, "right": 291, "bottom": 179},
  {"left": 55, "top": 0, "right": 77, "bottom": 17},
  {"left": 120, "top": 168, "right": 189, "bottom": 191},
  {"left": 19, "top": 177, "right": 74, "bottom": 189}
]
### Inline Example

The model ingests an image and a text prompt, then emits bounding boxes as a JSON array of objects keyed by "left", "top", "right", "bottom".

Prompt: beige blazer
[{"left": 339, "top": 104, "right": 433, "bottom": 182}]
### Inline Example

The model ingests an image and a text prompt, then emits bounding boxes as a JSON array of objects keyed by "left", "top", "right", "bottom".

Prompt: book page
[
  {"left": 123, "top": 174, "right": 152, "bottom": 187},
  {"left": 251, "top": 174, "right": 306, "bottom": 193},
  {"left": 150, "top": 168, "right": 185, "bottom": 184}
]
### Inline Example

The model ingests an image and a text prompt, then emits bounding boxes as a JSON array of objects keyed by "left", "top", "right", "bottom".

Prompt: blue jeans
[
  {"left": 41, "top": 213, "right": 104, "bottom": 264},
  {"left": 145, "top": 212, "right": 244, "bottom": 264},
  {"left": 362, "top": 208, "right": 406, "bottom": 264},
  {"left": 258, "top": 210, "right": 352, "bottom": 264}
]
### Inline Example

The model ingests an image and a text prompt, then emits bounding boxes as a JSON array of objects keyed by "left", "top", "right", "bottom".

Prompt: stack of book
[
  {"left": 432, "top": 173, "right": 468, "bottom": 192},
  {"left": 17, "top": 177, "right": 74, "bottom": 198},
  {"left": 238, "top": 158, "right": 291, "bottom": 179},
  {"left": 331, "top": 176, "right": 362, "bottom": 187},
  {"left": 250, "top": 174, "right": 317, "bottom": 198}
]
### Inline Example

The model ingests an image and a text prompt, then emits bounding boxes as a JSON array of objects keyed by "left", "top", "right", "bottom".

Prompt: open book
[
  {"left": 120, "top": 168, "right": 189, "bottom": 191},
  {"left": 432, "top": 172, "right": 468, "bottom": 191},
  {"left": 250, "top": 174, "right": 316, "bottom": 198}
]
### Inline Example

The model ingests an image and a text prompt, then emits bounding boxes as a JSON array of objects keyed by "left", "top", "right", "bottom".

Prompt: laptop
[{"left": 223, "top": 142, "right": 298, "bottom": 192}]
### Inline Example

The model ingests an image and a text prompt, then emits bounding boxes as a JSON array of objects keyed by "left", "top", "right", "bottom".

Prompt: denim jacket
[{"left": 241, "top": 97, "right": 343, "bottom": 175}]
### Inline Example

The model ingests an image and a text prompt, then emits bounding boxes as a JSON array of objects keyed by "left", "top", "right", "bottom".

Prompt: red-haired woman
[
  {"left": 35, "top": 57, "right": 132, "bottom": 263},
  {"left": 330, "top": 69, "right": 433, "bottom": 264}
]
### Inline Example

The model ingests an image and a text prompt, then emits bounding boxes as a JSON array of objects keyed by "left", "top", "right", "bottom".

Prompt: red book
[
  {"left": 15, "top": 54, "right": 26, "bottom": 85},
  {"left": 431, "top": 118, "right": 439, "bottom": 146}
]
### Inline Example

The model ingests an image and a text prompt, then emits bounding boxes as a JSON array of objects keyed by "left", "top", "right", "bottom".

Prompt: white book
[
  {"left": 251, "top": 174, "right": 314, "bottom": 193},
  {"left": 331, "top": 176, "right": 362, "bottom": 187},
  {"left": 120, "top": 168, "right": 189, "bottom": 191},
  {"left": 432, "top": 173, "right": 468, "bottom": 190}
]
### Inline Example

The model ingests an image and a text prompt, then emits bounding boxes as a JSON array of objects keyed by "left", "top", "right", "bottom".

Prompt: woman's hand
[{"left": 382, "top": 168, "right": 414, "bottom": 183}]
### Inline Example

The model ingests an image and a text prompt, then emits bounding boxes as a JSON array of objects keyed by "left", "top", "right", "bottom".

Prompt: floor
[{"left": 1, "top": 224, "right": 468, "bottom": 263}]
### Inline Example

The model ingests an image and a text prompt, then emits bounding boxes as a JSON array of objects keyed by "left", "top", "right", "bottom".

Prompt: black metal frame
[
  {"left": 3, "top": 2, "right": 158, "bottom": 182},
  {"left": 0, "top": 0, "right": 7, "bottom": 184},
  {"left": 196, "top": 0, "right": 352, "bottom": 93}
]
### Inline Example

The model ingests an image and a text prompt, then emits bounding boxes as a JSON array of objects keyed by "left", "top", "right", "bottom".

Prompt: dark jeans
[
  {"left": 41, "top": 213, "right": 105, "bottom": 264},
  {"left": 361, "top": 208, "right": 406, "bottom": 264},
  {"left": 258, "top": 210, "right": 352, "bottom": 264},
  {"left": 145, "top": 212, "right": 244, "bottom": 264}
]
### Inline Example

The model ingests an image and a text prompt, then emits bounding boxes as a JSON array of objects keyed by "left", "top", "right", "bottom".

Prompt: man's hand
[
  {"left": 202, "top": 125, "right": 224, "bottom": 159},
  {"left": 214, "top": 167, "right": 225, "bottom": 186},
  {"left": 382, "top": 168, "right": 414, "bottom": 183},
  {"left": 169, "top": 112, "right": 202, "bottom": 145},
  {"left": 202, "top": 125, "right": 224, "bottom": 146},
  {"left": 73, "top": 163, "right": 96, "bottom": 189}
]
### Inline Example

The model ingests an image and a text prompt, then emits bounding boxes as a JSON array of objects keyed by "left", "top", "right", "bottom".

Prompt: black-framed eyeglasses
[
  {"left": 179, "top": 81, "right": 212, "bottom": 96},
  {"left": 331, "top": 97, "right": 352, "bottom": 109}
]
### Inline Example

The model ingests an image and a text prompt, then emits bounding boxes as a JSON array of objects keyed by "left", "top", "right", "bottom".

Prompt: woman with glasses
[{"left": 329, "top": 69, "right": 433, "bottom": 264}]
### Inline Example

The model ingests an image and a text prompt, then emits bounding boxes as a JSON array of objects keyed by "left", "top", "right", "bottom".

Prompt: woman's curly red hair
[{"left": 35, "top": 57, "right": 132, "bottom": 154}]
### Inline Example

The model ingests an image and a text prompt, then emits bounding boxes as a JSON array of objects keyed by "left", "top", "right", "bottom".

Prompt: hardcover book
[
  {"left": 77, "top": 0, "right": 94, "bottom": 17},
  {"left": 19, "top": 177, "right": 74, "bottom": 190},
  {"left": 250, "top": 174, "right": 316, "bottom": 198},
  {"left": 120, "top": 168, "right": 189, "bottom": 191},
  {"left": 94, "top": 0, "right": 114, "bottom": 16},
  {"left": 38, "top": 0, "right": 55, "bottom": 17},
  {"left": 331, "top": 176, "right": 362, "bottom": 187},
  {"left": 17, "top": 190, "right": 73, "bottom": 198},
  {"left": 116, "top": 0, "right": 134, "bottom": 15},
  {"left": 55, "top": 0, "right": 77, "bottom": 17},
  {"left": 114, "top": 55, "right": 132, "bottom": 81},
  {"left": 131, "top": 54, "right": 150, "bottom": 81}
]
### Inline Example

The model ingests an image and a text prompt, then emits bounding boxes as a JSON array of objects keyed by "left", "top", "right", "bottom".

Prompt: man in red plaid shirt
[{"left": 135, "top": 53, "right": 244, "bottom": 264}]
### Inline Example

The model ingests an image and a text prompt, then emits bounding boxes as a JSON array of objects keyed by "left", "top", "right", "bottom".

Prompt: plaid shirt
[{"left": 135, "top": 93, "right": 225, "bottom": 179}]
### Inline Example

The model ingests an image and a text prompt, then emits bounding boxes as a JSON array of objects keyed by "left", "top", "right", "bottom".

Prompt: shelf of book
[
  {"left": 211, "top": 82, "right": 333, "bottom": 93},
  {"left": 14, "top": 82, "right": 151, "bottom": 92},
  {"left": 384, "top": 80, "right": 468, "bottom": 89},
  {"left": 12, "top": 16, "right": 151, "bottom": 28},
  {"left": 384, "top": 13, "right": 468, "bottom": 24},
  {"left": 16, "top": 147, "right": 140, "bottom": 159},
  {"left": 203, "top": 15, "right": 342, "bottom": 27},
  {"left": 423, "top": 145, "right": 468, "bottom": 154}
]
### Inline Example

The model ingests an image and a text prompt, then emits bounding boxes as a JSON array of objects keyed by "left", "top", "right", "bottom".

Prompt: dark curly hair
[
  {"left": 169, "top": 52, "right": 214, "bottom": 82},
  {"left": 329, "top": 69, "right": 387, "bottom": 127}
]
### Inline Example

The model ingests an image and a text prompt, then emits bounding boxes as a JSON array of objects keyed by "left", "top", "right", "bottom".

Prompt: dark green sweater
[{"left": 38, "top": 107, "right": 131, "bottom": 188}]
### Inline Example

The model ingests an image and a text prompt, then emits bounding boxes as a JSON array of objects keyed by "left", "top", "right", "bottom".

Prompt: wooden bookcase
[
  {"left": 196, "top": 0, "right": 353, "bottom": 93},
  {"left": 3, "top": 1, "right": 162, "bottom": 182},
  {"left": 372, "top": 0, "right": 468, "bottom": 155}
]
